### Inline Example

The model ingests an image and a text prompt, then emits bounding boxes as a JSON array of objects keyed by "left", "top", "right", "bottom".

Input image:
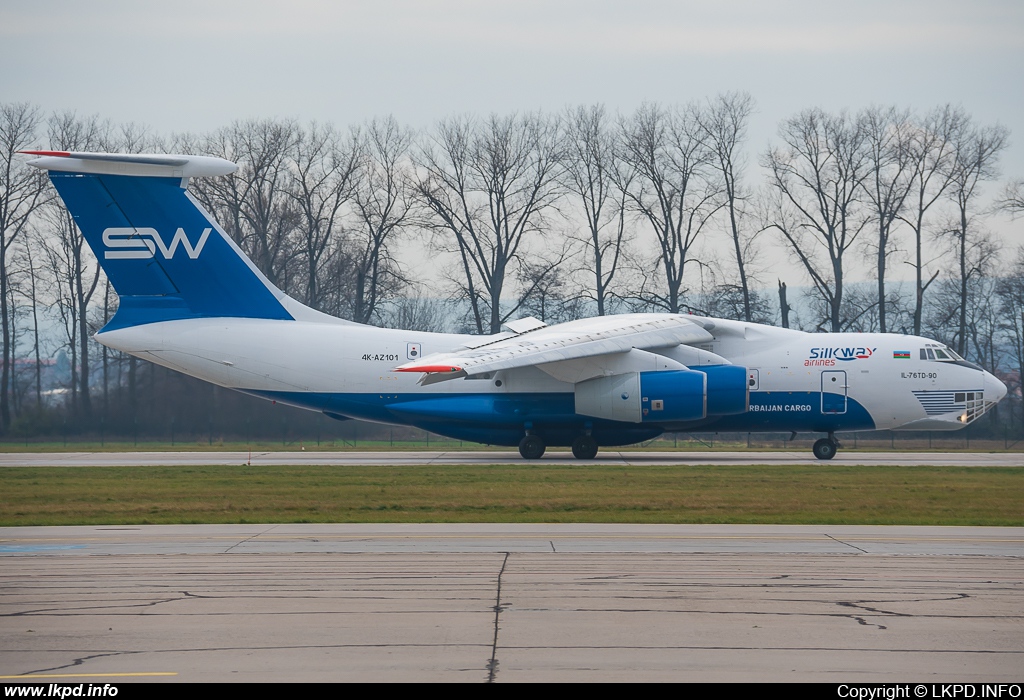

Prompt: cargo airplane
[{"left": 24, "top": 150, "right": 1008, "bottom": 460}]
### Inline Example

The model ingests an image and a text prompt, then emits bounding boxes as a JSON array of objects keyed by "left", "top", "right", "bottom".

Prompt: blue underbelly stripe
[{"left": 242, "top": 389, "right": 876, "bottom": 436}]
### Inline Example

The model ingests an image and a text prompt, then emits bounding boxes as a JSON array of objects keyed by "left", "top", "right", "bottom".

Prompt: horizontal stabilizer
[{"left": 21, "top": 150, "right": 236, "bottom": 178}]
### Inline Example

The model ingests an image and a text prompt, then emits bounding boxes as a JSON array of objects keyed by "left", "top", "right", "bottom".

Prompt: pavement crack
[
  {"left": 224, "top": 524, "right": 280, "bottom": 553},
  {"left": 838, "top": 600, "right": 912, "bottom": 618},
  {"left": 549, "top": 541, "right": 556, "bottom": 553},
  {"left": 8, "top": 596, "right": 184, "bottom": 617},
  {"left": 486, "top": 552, "right": 510, "bottom": 684},
  {"left": 848, "top": 614, "right": 888, "bottom": 630},
  {"left": 825, "top": 534, "right": 869, "bottom": 553},
  {"left": 25, "top": 651, "right": 140, "bottom": 676}
]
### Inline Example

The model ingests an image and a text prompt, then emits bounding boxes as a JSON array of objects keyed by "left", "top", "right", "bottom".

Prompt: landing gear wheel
[
  {"left": 571, "top": 435, "right": 599, "bottom": 460},
  {"left": 812, "top": 438, "right": 838, "bottom": 460},
  {"left": 518, "top": 435, "right": 546, "bottom": 460}
]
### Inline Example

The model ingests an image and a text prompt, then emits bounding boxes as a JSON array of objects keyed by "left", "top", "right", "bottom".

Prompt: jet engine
[{"left": 574, "top": 365, "right": 749, "bottom": 423}]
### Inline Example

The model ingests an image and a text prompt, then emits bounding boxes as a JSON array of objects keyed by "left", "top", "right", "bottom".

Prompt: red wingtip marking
[
  {"left": 394, "top": 365, "right": 463, "bottom": 373},
  {"left": 18, "top": 150, "right": 71, "bottom": 157}
]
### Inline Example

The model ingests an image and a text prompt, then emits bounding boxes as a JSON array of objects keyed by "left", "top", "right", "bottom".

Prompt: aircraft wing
[{"left": 394, "top": 313, "right": 714, "bottom": 382}]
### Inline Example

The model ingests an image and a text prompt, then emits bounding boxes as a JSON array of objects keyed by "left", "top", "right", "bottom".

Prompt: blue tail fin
[{"left": 32, "top": 152, "right": 294, "bottom": 330}]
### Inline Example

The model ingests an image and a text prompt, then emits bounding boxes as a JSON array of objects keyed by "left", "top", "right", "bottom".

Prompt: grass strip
[{"left": 1, "top": 463, "right": 1021, "bottom": 526}]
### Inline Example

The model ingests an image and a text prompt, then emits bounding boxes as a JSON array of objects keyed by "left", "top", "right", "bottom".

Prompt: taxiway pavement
[{"left": 1, "top": 524, "right": 1022, "bottom": 682}]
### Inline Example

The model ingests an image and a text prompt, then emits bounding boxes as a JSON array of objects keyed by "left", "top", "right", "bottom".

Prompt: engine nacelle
[
  {"left": 574, "top": 372, "right": 644, "bottom": 423},
  {"left": 638, "top": 369, "right": 707, "bottom": 421},
  {"left": 575, "top": 365, "right": 749, "bottom": 423},
  {"left": 695, "top": 364, "right": 749, "bottom": 416}
]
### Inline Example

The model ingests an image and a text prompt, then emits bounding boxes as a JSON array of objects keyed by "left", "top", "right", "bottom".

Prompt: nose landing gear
[{"left": 812, "top": 433, "right": 840, "bottom": 460}]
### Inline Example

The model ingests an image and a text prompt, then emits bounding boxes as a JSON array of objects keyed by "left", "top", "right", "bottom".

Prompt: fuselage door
[{"left": 821, "top": 370, "right": 847, "bottom": 414}]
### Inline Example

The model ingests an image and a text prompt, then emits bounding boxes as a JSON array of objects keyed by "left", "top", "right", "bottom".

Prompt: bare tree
[
  {"left": 996, "top": 247, "right": 1024, "bottom": 432},
  {"left": 561, "top": 104, "right": 630, "bottom": 316},
  {"left": 900, "top": 105, "right": 969, "bottom": 335},
  {"left": 415, "top": 113, "right": 563, "bottom": 333},
  {"left": 697, "top": 92, "right": 758, "bottom": 321},
  {"left": 516, "top": 258, "right": 585, "bottom": 324},
  {"left": 831, "top": 281, "right": 908, "bottom": 334},
  {"left": 762, "top": 108, "right": 871, "bottom": 332},
  {"left": 964, "top": 275, "right": 1003, "bottom": 373},
  {"left": 861, "top": 105, "right": 915, "bottom": 333},
  {"left": 619, "top": 103, "right": 723, "bottom": 314},
  {"left": 117, "top": 122, "right": 160, "bottom": 154},
  {"left": 21, "top": 241, "right": 44, "bottom": 409},
  {"left": 942, "top": 120, "right": 1009, "bottom": 354},
  {"left": 697, "top": 282, "right": 773, "bottom": 324},
  {"left": 996, "top": 179, "right": 1024, "bottom": 217},
  {"left": 289, "top": 122, "right": 359, "bottom": 310},
  {"left": 923, "top": 238, "right": 998, "bottom": 359},
  {"left": 35, "top": 111, "right": 109, "bottom": 420},
  {"left": 378, "top": 288, "right": 450, "bottom": 333},
  {"left": 2, "top": 266, "right": 32, "bottom": 417},
  {"left": 778, "top": 280, "right": 791, "bottom": 328},
  {"left": 344, "top": 117, "right": 416, "bottom": 325},
  {"left": 187, "top": 119, "right": 301, "bottom": 290},
  {"left": 0, "top": 103, "right": 49, "bottom": 431}
]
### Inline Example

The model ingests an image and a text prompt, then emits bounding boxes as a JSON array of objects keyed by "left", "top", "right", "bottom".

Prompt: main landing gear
[
  {"left": 516, "top": 433, "right": 600, "bottom": 460},
  {"left": 812, "top": 433, "right": 840, "bottom": 460},
  {"left": 518, "top": 434, "right": 545, "bottom": 460},
  {"left": 571, "top": 434, "right": 599, "bottom": 460}
]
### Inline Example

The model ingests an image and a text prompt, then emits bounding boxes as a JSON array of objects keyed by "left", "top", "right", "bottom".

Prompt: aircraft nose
[{"left": 983, "top": 370, "right": 1007, "bottom": 405}]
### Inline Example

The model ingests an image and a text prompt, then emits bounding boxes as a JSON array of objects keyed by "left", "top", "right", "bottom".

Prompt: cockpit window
[{"left": 920, "top": 344, "right": 965, "bottom": 362}]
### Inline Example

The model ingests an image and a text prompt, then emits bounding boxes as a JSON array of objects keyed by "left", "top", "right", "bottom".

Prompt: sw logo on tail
[{"left": 102, "top": 227, "right": 212, "bottom": 260}]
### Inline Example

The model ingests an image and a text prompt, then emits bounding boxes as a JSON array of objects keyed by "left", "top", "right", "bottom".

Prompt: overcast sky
[
  {"left": 2, "top": 1, "right": 1020, "bottom": 156},
  {"left": 2, "top": 0, "right": 1022, "bottom": 284}
]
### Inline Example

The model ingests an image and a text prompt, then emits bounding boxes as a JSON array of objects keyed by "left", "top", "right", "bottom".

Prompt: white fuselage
[{"left": 95, "top": 314, "right": 1006, "bottom": 436}]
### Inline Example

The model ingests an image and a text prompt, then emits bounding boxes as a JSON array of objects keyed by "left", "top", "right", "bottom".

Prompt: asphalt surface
[{"left": 2, "top": 524, "right": 1022, "bottom": 682}]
